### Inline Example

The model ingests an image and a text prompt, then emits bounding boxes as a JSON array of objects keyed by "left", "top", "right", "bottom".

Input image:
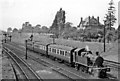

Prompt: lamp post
[
  {"left": 3, "top": 33, "right": 7, "bottom": 43},
  {"left": 25, "top": 40, "right": 28, "bottom": 60},
  {"left": 103, "top": 21, "right": 106, "bottom": 52},
  {"left": 31, "top": 27, "right": 34, "bottom": 41}
]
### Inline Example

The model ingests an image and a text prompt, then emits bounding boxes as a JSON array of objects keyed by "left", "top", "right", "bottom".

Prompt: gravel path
[
  {"left": 0, "top": 47, "right": 2, "bottom": 80},
  {"left": 2, "top": 53, "right": 15, "bottom": 79}
]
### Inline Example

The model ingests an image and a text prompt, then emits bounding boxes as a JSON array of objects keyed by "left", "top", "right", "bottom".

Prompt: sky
[{"left": 0, "top": 0, "right": 119, "bottom": 31}]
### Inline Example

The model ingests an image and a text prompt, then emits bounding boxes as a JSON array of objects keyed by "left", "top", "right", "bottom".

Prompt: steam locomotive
[{"left": 26, "top": 40, "right": 110, "bottom": 78}]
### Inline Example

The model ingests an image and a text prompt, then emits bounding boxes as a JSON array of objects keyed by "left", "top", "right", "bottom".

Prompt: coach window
[
  {"left": 51, "top": 48, "right": 54, "bottom": 52},
  {"left": 52, "top": 48, "right": 54, "bottom": 53},
  {"left": 62, "top": 50, "right": 64, "bottom": 56},
  {"left": 50, "top": 48, "right": 51, "bottom": 52},
  {"left": 65, "top": 51, "right": 68, "bottom": 56},
  {"left": 54, "top": 49, "right": 56, "bottom": 54},
  {"left": 60, "top": 50, "right": 62, "bottom": 55},
  {"left": 60, "top": 50, "right": 64, "bottom": 56},
  {"left": 57, "top": 49, "right": 59, "bottom": 54},
  {"left": 52, "top": 48, "right": 55, "bottom": 53},
  {"left": 53, "top": 48, "right": 56, "bottom": 53}
]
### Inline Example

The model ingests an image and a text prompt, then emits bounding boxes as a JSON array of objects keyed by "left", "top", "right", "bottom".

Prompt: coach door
[
  {"left": 73, "top": 52, "right": 76, "bottom": 62},
  {"left": 70, "top": 48, "right": 77, "bottom": 64},
  {"left": 73, "top": 49, "right": 80, "bottom": 62}
]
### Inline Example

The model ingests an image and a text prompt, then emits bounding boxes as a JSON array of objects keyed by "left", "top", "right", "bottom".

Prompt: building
[{"left": 77, "top": 16, "right": 103, "bottom": 30}]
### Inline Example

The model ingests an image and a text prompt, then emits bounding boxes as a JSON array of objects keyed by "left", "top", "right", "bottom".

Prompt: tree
[
  {"left": 40, "top": 26, "right": 49, "bottom": 33},
  {"left": 42, "top": 26, "right": 48, "bottom": 30},
  {"left": 22, "top": 23, "right": 25, "bottom": 28},
  {"left": 64, "top": 22, "right": 73, "bottom": 29},
  {"left": 104, "top": 0, "right": 117, "bottom": 43},
  {"left": 7, "top": 27, "right": 12, "bottom": 32},
  {"left": 35, "top": 24, "right": 41, "bottom": 28},
  {"left": 106, "top": 31, "right": 114, "bottom": 43},
  {"left": 13, "top": 28, "right": 18, "bottom": 32},
  {"left": 104, "top": 0, "right": 117, "bottom": 30},
  {"left": 117, "top": 25, "right": 120, "bottom": 39},
  {"left": 50, "top": 8, "right": 66, "bottom": 36},
  {"left": 18, "top": 29, "right": 22, "bottom": 36}
]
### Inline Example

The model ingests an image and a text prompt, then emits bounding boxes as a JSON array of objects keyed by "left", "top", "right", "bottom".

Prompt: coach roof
[{"left": 49, "top": 44, "right": 74, "bottom": 51}]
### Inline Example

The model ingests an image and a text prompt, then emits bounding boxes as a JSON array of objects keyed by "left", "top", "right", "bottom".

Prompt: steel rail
[
  {"left": 3, "top": 48, "right": 30, "bottom": 80},
  {"left": 27, "top": 55, "right": 86, "bottom": 80},
  {"left": 104, "top": 60, "right": 120, "bottom": 69},
  {"left": 4, "top": 43, "right": 120, "bottom": 78},
  {"left": 3, "top": 44, "right": 87, "bottom": 80},
  {"left": 4, "top": 42, "right": 120, "bottom": 70},
  {"left": 3, "top": 47, "right": 43, "bottom": 81}
]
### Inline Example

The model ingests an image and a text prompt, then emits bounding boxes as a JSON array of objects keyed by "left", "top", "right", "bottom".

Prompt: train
[{"left": 26, "top": 40, "right": 110, "bottom": 78}]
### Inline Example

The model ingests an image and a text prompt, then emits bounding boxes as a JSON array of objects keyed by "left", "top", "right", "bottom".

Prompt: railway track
[
  {"left": 5, "top": 42, "right": 120, "bottom": 71},
  {"left": 3, "top": 44, "right": 87, "bottom": 80},
  {"left": 3, "top": 43, "right": 119, "bottom": 79},
  {"left": 3, "top": 47, "right": 43, "bottom": 81},
  {"left": 27, "top": 54, "right": 87, "bottom": 80},
  {"left": 104, "top": 60, "right": 120, "bottom": 70}
]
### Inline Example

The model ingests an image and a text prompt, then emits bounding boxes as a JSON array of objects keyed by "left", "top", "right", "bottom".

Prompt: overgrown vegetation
[{"left": 6, "top": 0, "right": 118, "bottom": 43}]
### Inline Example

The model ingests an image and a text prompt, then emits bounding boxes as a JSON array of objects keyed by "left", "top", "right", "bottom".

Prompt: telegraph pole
[
  {"left": 104, "top": 24, "right": 106, "bottom": 52},
  {"left": 25, "top": 40, "right": 28, "bottom": 60}
]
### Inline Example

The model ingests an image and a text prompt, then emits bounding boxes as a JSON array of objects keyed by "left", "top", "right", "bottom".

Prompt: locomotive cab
[
  {"left": 73, "top": 48, "right": 94, "bottom": 67},
  {"left": 73, "top": 48, "right": 110, "bottom": 78},
  {"left": 73, "top": 48, "right": 93, "bottom": 72}
]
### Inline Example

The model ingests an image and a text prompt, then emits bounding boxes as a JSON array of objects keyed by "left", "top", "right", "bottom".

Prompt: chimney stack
[
  {"left": 97, "top": 16, "right": 99, "bottom": 25},
  {"left": 88, "top": 16, "right": 90, "bottom": 25},
  {"left": 92, "top": 16, "right": 94, "bottom": 19},
  {"left": 81, "top": 17, "right": 83, "bottom": 22}
]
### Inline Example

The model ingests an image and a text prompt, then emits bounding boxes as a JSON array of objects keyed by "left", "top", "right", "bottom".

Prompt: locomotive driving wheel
[
  {"left": 75, "top": 64, "right": 79, "bottom": 70},
  {"left": 81, "top": 66, "right": 85, "bottom": 72}
]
